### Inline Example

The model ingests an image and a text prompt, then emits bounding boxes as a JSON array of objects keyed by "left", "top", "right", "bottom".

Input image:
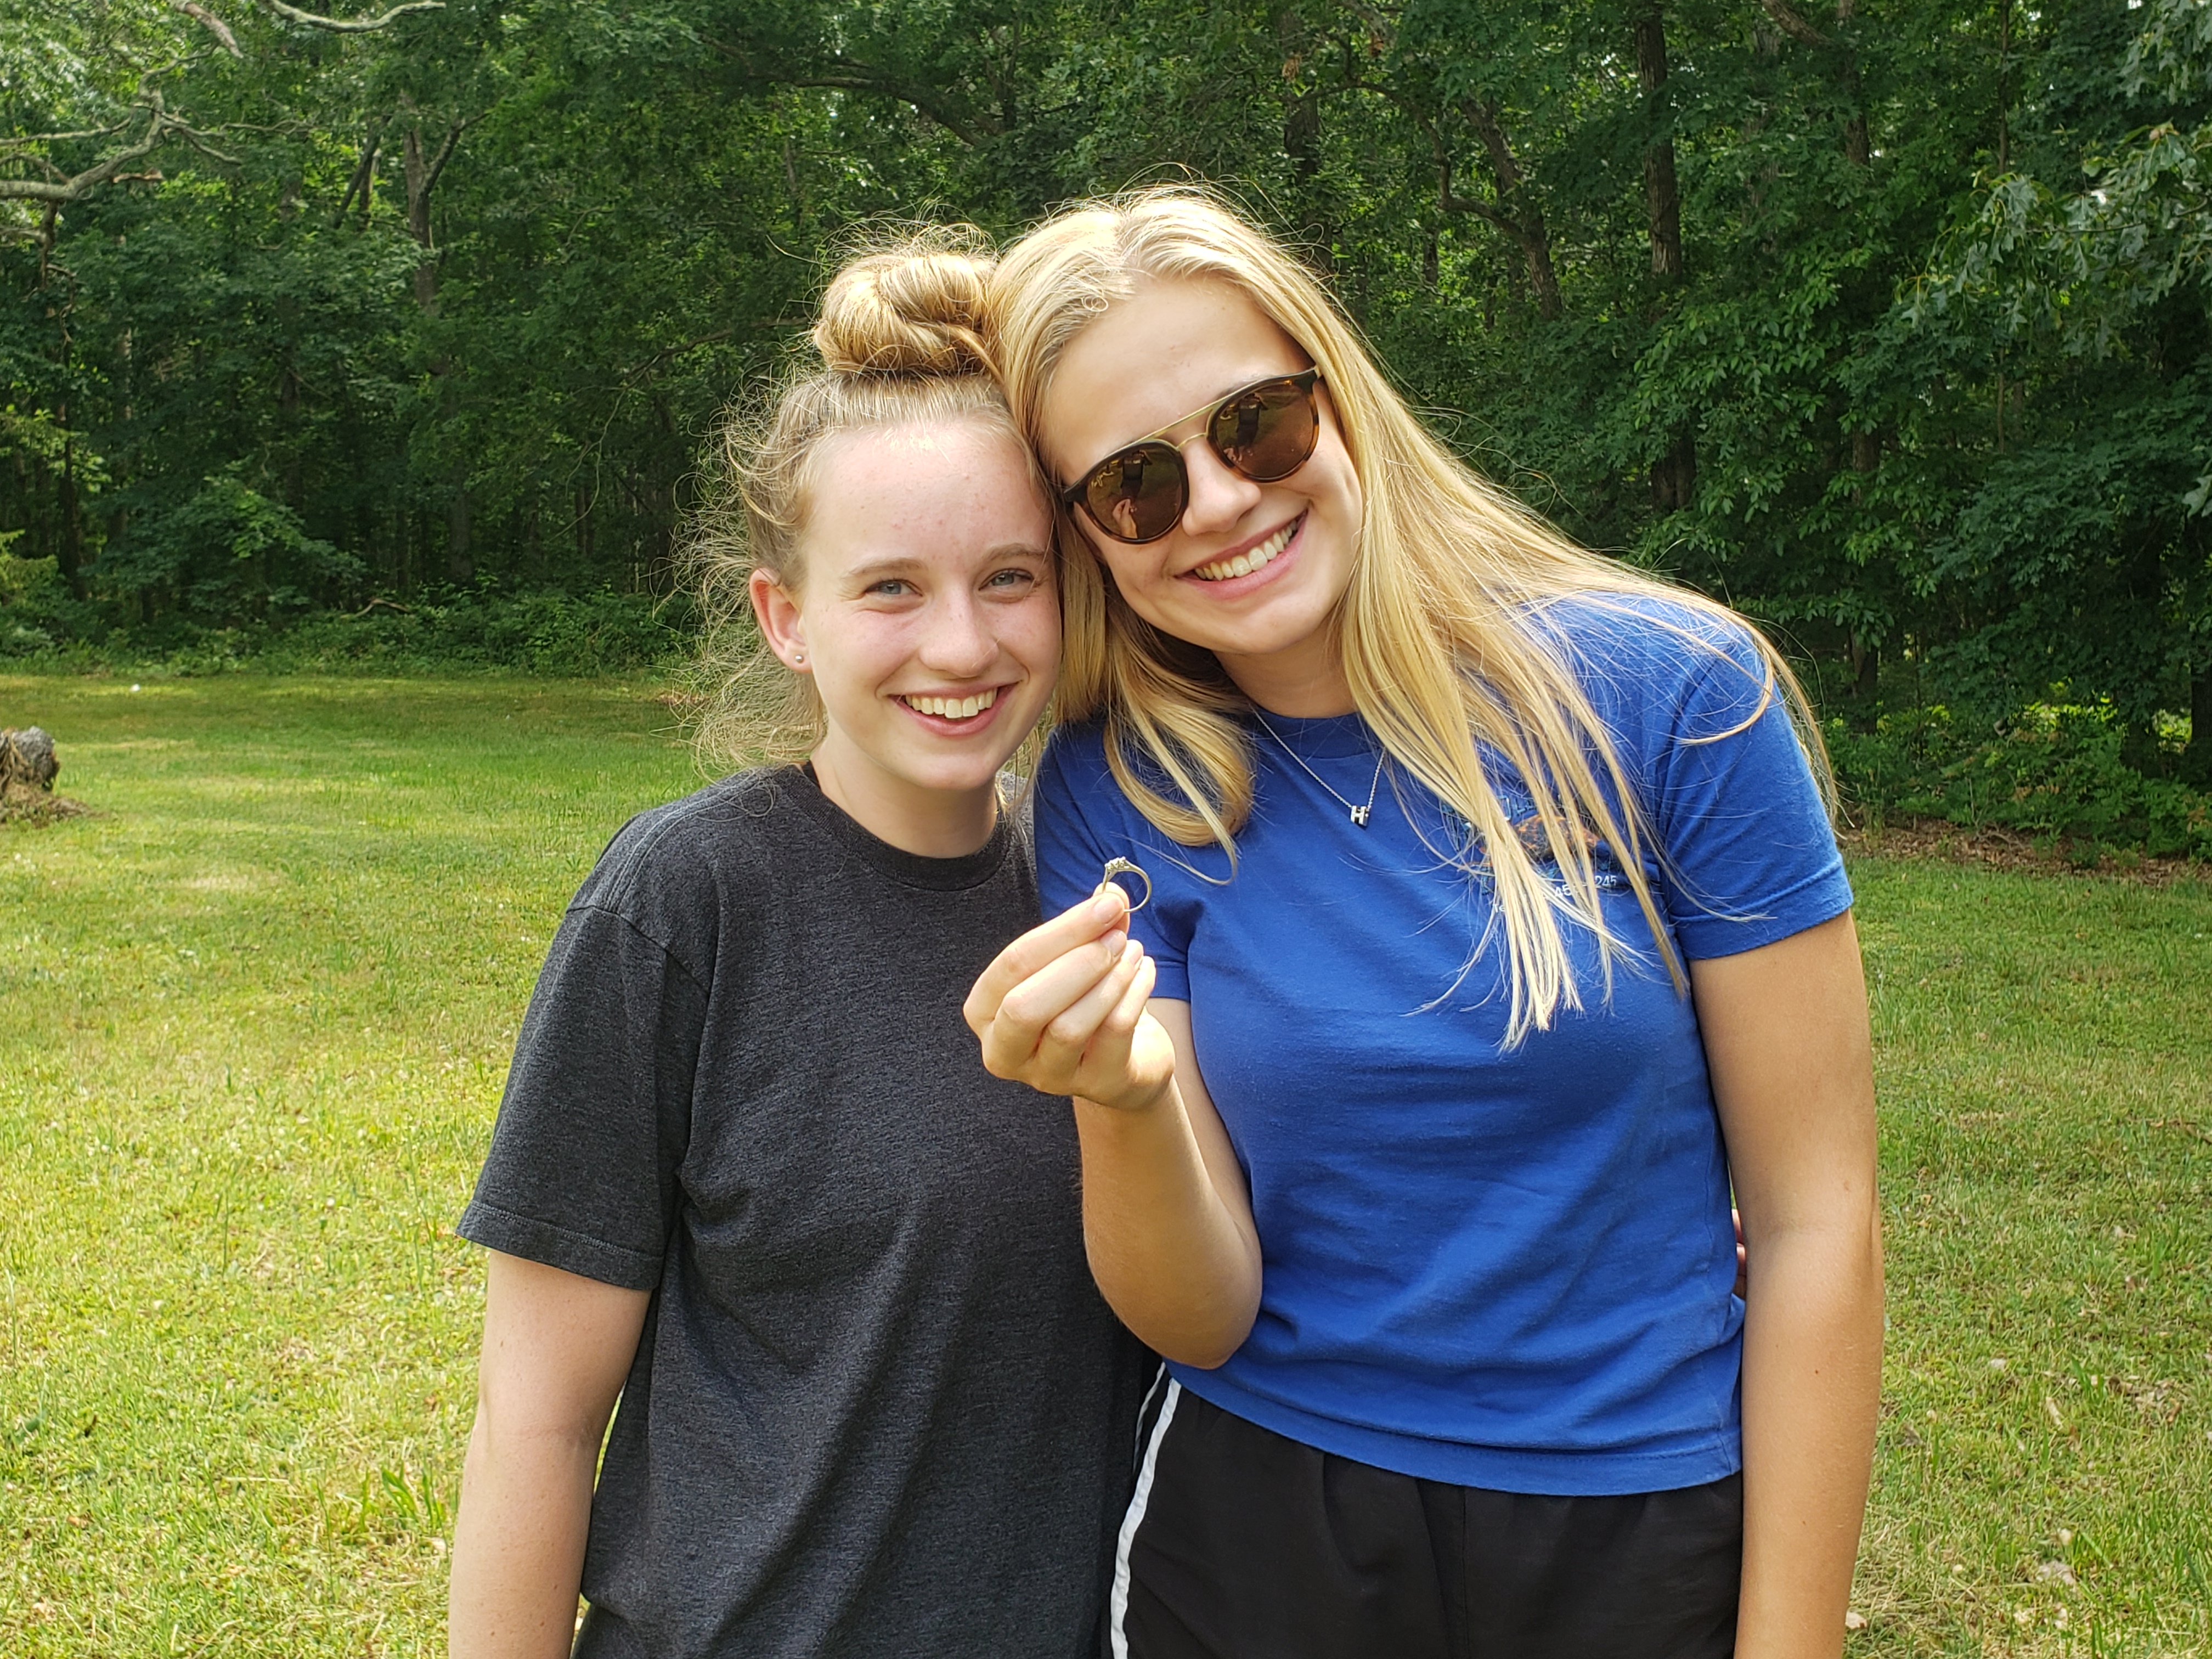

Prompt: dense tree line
[{"left": 2, "top": 0, "right": 2208, "bottom": 787}]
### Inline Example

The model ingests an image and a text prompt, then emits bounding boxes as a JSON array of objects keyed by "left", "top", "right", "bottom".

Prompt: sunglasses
[{"left": 1059, "top": 369, "right": 1324, "bottom": 545}]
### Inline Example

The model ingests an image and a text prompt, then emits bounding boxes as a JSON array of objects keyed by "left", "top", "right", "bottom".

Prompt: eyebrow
[
  {"left": 843, "top": 556, "right": 927, "bottom": 587},
  {"left": 842, "top": 546, "right": 1051, "bottom": 587}
]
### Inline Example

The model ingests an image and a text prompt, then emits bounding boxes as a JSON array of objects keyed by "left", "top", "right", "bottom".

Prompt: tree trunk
[
  {"left": 1466, "top": 102, "right": 1561, "bottom": 320},
  {"left": 1279, "top": 10, "right": 1331, "bottom": 273},
  {"left": 1995, "top": 0, "right": 2011, "bottom": 172},
  {"left": 404, "top": 116, "right": 472, "bottom": 585},
  {"left": 1635, "top": 4, "right": 1692, "bottom": 511},
  {"left": 1837, "top": 0, "right": 1871, "bottom": 166},
  {"left": 1634, "top": 2, "right": 1685, "bottom": 281},
  {"left": 1651, "top": 427, "right": 1697, "bottom": 512},
  {"left": 1849, "top": 634, "right": 1880, "bottom": 700},
  {"left": 403, "top": 125, "right": 438, "bottom": 312},
  {"left": 57, "top": 427, "right": 87, "bottom": 600},
  {"left": 2183, "top": 668, "right": 2212, "bottom": 786},
  {"left": 448, "top": 488, "right": 473, "bottom": 586}
]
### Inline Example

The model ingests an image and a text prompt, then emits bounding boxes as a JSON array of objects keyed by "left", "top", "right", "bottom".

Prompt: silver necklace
[{"left": 1252, "top": 711, "right": 1385, "bottom": 828}]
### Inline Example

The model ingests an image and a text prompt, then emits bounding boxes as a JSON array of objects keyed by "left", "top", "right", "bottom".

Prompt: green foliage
[
  {"left": 0, "top": 584, "right": 688, "bottom": 675},
  {"left": 0, "top": 0, "right": 2208, "bottom": 839},
  {"left": 262, "top": 587, "right": 690, "bottom": 675},
  {"left": 1830, "top": 696, "right": 2212, "bottom": 860},
  {"left": 100, "top": 473, "right": 363, "bottom": 623}
]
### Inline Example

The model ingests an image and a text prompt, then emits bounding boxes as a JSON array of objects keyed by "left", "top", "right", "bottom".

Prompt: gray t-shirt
[{"left": 460, "top": 765, "right": 1147, "bottom": 1659}]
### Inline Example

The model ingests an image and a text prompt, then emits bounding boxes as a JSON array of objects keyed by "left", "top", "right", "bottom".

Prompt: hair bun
[{"left": 813, "top": 235, "right": 998, "bottom": 378}]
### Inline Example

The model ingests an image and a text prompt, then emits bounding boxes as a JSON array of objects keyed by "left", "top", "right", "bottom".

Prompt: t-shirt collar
[{"left": 787, "top": 763, "right": 1015, "bottom": 891}]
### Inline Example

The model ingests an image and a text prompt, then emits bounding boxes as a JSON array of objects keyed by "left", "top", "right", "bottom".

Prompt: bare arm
[
  {"left": 449, "top": 1251, "right": 651, "bottom": 1659},
  {"left": 966, "top": 889, "right": 1261, "bottom": 1365},
  {"left": 1691, "top": 911, "right": 1883, "bottom": 1659},
  {"left": 1071, "top": 996, "right": 1260, "bottom": 1365}
]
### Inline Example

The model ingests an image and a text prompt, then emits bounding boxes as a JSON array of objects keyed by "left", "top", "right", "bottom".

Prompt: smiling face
[
  {"left": 1040, "top": 279, "right": 1364, "bottom": 716},
  {"left": 748, "top": 417, "right": 1058, "bottom": 857}
]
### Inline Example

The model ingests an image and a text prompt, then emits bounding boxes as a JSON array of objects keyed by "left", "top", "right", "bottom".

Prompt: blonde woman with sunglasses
[{"left": 966, "top": 189, "right": 1882, "bottom": 1659}]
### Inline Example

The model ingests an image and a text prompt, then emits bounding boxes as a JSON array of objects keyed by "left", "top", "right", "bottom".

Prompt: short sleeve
[
  {"left": 1637, "top": 627, "right": 1854, "bottom": 961},
  {"left": 458, "top": 902, "right": 705, "bottom": 1290},
  {"left": 1034, "top": 731, "right": 1193, "bottom": 1002}
]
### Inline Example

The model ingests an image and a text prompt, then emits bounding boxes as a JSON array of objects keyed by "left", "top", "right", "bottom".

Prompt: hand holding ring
[{"left": 1099, "top": 857, "right": 1152, "bottom": 913}]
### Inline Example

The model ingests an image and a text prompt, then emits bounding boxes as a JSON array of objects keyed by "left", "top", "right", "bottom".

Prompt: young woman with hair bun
[
  {"left": 966, "top": 189, "right": 1883, "bottom": 1658},
  {"left": 446, "top": 235, "right": 1147, "bottom": 1659}
]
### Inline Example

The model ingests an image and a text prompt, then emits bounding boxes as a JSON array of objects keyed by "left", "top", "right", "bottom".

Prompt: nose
[
  {"left": 1177, "top": 435, "right": 1263, "bottom": 535},
  {"left": 917, "top": 588, "right": 996, "bottom": 679}
]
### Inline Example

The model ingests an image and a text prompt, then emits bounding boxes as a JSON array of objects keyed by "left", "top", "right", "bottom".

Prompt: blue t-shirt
[{"left": 1033, "top": 596, "right": 1853, "bottom": 1497}]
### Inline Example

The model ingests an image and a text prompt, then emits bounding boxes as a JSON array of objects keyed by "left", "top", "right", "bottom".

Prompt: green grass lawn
[{"left": 2, "top": 673, "right": 2207, "bottom": 1657}]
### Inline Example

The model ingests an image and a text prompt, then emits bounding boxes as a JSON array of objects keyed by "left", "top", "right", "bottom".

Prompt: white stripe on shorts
[{"left": 1110, "top": 1374, "right": 1183, "bottom": 1659}]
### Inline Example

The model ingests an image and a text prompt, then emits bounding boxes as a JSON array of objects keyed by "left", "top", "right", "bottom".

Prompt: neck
[
  {"left": 809, "top": 739, "right": 998, "bottom": 859},
  {"left": 1217, "top": 633, "right": 1356, "bottom": 718}
]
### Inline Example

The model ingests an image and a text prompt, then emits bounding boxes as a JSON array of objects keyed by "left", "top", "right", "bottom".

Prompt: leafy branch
[
  {"left": 696, "top": 35, "right": 1002, "bottom": 148},
  {"left": 0, "top": 94, "right": 236, "bottom": 208},
  {"left": 1754, "top": 0, "right": 1832, "bottom": 49},
  {"left": 250, "top": 0, "right": 445, "bottom": 31},
  {"left": 1, "top": 0, "right": 442, "bottom": 224}
]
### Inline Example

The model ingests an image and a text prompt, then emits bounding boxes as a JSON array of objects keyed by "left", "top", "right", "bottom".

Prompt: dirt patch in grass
[{"left": 1842, "top": 817, "right": 2208, "bottom": 886}]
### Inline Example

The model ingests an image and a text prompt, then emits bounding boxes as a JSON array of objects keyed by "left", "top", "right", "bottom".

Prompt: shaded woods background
[{"left": 3, "top": 0, "right": 2209, "bottom": 850}]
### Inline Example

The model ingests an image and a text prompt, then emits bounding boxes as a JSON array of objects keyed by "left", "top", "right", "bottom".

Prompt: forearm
[
  {"left": 1075, "top": 1082, "right": 1262, "bottom": 1368},
  {"left": 1736, "top": 1215, "right": 1884, "bottom": 1659},
  {"left": 448, "top": 1411, "right": 601, "bottom": 1659}
]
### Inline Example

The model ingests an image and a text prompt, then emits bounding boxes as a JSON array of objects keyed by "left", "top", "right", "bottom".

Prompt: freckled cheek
[
  {"left": 1002, "top": 599, "right": 1064, "bottom": 678},
  {"left": 831, "top": 618, "right": 925, "bottom": 690}
]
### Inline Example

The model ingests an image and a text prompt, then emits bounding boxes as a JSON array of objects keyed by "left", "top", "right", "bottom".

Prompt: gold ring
[{"left": 1099, "top": 857, "right": 1152, "bottom": 913}]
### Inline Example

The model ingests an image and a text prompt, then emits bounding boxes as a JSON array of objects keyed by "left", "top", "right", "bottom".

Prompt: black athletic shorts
[{"left": 1109, "top": 1377, "right": 1742, "bottom": 1659}]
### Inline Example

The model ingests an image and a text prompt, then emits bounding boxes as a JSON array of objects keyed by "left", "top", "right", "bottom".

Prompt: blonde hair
[
  {"left": 687, "top": 228, "right": 1034, "bottom": 769},
  {"left": 988, "top": 187, "right": 1831, "bottom": 1041}
]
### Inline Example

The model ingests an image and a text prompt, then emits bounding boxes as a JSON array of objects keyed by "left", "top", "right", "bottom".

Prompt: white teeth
[
  {"left": 1192, "top": 518, "right": 1297, "bottom": 582},
  {"left": 902, "top": 687, "right": 999, "bottom": 719}
]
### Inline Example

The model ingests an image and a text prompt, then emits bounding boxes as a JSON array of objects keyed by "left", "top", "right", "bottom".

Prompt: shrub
[
  {"left": 0, "top": 582, "right": 692, "bottom": 678},
  {"left": 261, "top": 588, "right": 690, "bottom": 675},
  {"left": 1825, "top": 695, "right": 2212, "bottom": 861}
]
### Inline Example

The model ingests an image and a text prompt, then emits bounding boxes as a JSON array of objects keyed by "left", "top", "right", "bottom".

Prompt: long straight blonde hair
[{"left": 988, "top": 187, "right": 1831, "bottom": 1041}]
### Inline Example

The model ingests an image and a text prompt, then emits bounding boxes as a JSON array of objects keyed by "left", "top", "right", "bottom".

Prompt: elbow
[
  {"left": 1158, "top": 1331, "right": 1245, "bottom": 1372},
  {"left": 1123, "top": 1280, "right": 1262, "bottom": 1372},
  {"left": 1742, "top": 1206, "right": 1885, "bottom": 1319},
  {"left": 469, "top": 1379, "right": 616, "bottom": 1469}
]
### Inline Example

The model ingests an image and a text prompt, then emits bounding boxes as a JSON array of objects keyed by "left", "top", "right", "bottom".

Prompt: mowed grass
[
  {"left": 1, "top": 674, "right": 702, "bottom": 1656},
  {"left": 1, "top": 674, "right": 2207, "bottom": 1657}
]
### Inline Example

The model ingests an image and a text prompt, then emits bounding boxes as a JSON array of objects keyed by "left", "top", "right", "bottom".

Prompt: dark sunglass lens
[
  {"left": 1211, "top": 379, "right": 1317, "bottom": 482},
  {"left": 1085, "top": 443, "right": 1186, "bottom": 542}
]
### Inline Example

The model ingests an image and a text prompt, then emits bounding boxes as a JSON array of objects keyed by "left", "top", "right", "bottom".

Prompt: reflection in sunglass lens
[
  {"left": 1210, "top": 380, "right": 1316, "bottom": 481},
  {"left": 1087, "top": 443, "right": 1186, "bottom": 543}
]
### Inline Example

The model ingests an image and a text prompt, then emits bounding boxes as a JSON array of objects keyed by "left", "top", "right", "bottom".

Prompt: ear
[{"left": 748, "top": 568, "right": 809, "bottom": 670}]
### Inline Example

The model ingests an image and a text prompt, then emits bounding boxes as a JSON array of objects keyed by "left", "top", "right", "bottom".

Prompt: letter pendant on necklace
[{"left": 1349, "top": 804, "right": 1371, "bottom": 827}]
